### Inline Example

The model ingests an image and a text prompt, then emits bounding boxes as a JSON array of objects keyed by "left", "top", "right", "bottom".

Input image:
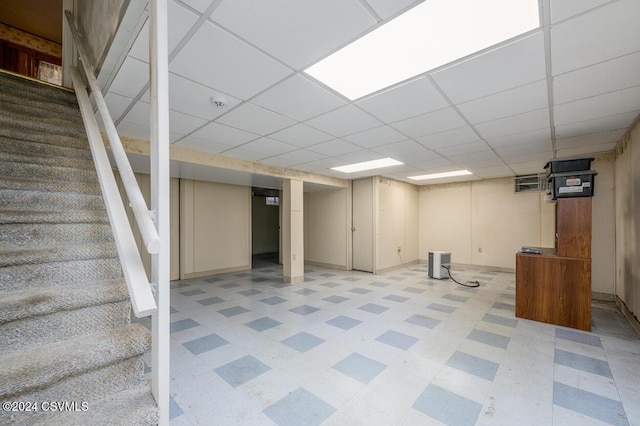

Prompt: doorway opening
[{"left": 251, "top": 187, "right": 280, "bottom": 269}]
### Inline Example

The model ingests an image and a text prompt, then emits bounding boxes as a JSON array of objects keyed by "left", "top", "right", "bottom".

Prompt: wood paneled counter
[{"left": 515, "top": 248, "right": 591, "bottom": 331}]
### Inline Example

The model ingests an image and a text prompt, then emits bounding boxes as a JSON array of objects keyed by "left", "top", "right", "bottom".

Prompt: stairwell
[{"left": 0, "top": 71, "right": 158, "bottom": 425}]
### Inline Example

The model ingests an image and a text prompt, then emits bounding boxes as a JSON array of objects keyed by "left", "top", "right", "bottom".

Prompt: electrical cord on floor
[
  {"left": 397, "top": 250, "right": 422, "bottom": 272},
  {"left": 442, "top": 264, "right": 480, "bottom": 288}
]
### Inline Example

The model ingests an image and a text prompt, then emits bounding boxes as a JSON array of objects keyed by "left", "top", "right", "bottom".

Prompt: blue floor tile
[
  {"left": 264, "top": 387, "right": 336, "bottom": 426},
  {"left": 197, "top": 296, "right": 225, "bottom": 306},
  {"left": 349, "top": 288, "right": 371, "bottom": 294},
  {"left": 323, "top": 295, "right": 349, "bottom": 304},
  {"left": 482, "top": 313, "right": 517, "bottom": 328},
  {"left": 214, "top": 355, "right": 271, "bottom": 388},
  {"left": 492, "top": 301, "right": 515, "bottom": 311},
  {"left": 289, "top": 305, "right": 320, "bottom": 316},
  {"left": 245, "top": 317, "right": 282, "bottom": 332},
  {"left": 320, "top": 282, "right": 341, "bottom": 288},
  {"left": 170, "top": 318, "right": 200, "bottom": 333},
  {"left": 180, "top": 289, "right": 206, "bottom": 296},
  {"left": 406, "top": 314, "right": 441, "bottom": 329},
  {"left": 326, "top": 315, "right": 362, "bottom": 330},
  {"left": 295, "top": 288, "right": 317, "bottom": 295},
  {"left": 555, "top": 349, "right": 613, "bottom": 378},
  {"left": 218, "top": 306, "right": 250, "bottom": 317},
  {"left": 358, "top": 303, "right": 389, "bottom": 314},
  {"left": 467, "top": 329, "right": 510, "bottom": 349},
  {"left": 376, "top": 330, "right": 418, "bottom": 350},
  {"left": 443, "top": 294, "right": 469, "bottom": 303},
  {"left": 427, "top": 303, "right": 457, "bottom": 314},
  {"left": 169, "top": 397, "right": 183, "bottom": 420},
  {"left": 333, "top": 353, "right": 386, "bottom": 384},
  {"left": 183, "top": 333, "right": 229, "bottom": 355},
  {"left": 220, "top": 282, "right": 240, "bottom": 289},
  {"left": 556, "top": 328, "right": 603, "bottom": 347},
  {"left": 370, "top": 281, "right": 390, "bottom": 287},
  {"left": 553, "top": 381, "right": 629, "bottom": 425},
  {"left": 446, "top": 351, "right": 499, "bottom": 381},
  {"left": 282, "top": 332, "right": 325, "bottom": 353},
  {"left": 261, "top": 296, "right": 288, "bottom": 305},
  {"left": 403, "top": 287, "right": 425, "bottom": 294},
  {"left": 412, "top": 384, "right": 483, "bottom": 425},
  {"left": 384, "top": 294, "right": 410, "bottom": 303},
  {"left": 239, "top": 289, "right": 262, "bottom": 296}
]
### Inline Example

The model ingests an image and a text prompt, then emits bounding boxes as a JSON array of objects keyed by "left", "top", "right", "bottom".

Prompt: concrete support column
[{"left": 282, "top": 179, "right": 304, "bottom": 283}]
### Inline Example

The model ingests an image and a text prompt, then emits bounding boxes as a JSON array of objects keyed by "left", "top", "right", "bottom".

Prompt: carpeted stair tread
[
  {"left": 0, "top": 126, "right": 89, "bottom": 150},
  {"left": 0, "top": 188, "right": 106, "bottom": 210},
  {"left": 0, "top": 209, "right": 108, "bottom": 224},
  {"left": 0, "top": 241, "right": 118, "bottom": 267},
  {"left": 0, "top": 176, "right": 102, "bottom": 195},
  {"left": 0, "top": 136, "right": 93, "bottom": 160},
  {"left": 0, "top": 150, "right": 95, "bottom": 170},
  {"left": 0, "top": 279, "right": 128, "bottom": 324},
  {"left": 0, "top": 112, "right": 87, "bottom": 140},
  {"left": 0, "top": 161, "right": 99, "bottom": 184},
  {"left": 1, "top": 258, "right": 123, "bottom": 292},
  {"left": 0, "top": 72, "right": 78, "bottom": 106},
  {"left": 0, "top": 323, "right": 151, "bottom": 399},
  {"left": 0, "top": 105, "right": 85, "bottom": 133},
  {"left": 0, "top": 223, "right": 114, "bottom": 246},
  {"left": 31, "top": 386, "right": 159, "bottom": 426},
  {"left": 0, "top": 97, "right": 84, "bottom": 125}
]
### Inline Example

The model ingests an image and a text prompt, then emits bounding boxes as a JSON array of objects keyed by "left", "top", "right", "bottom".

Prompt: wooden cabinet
[{"left": 515, "top": 198, "right": 592, "bottom": 330}]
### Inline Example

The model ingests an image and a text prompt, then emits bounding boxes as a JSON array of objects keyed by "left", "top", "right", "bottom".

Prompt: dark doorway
[{"left": 251, "top": 187, "right": 280, "bottom": 269}]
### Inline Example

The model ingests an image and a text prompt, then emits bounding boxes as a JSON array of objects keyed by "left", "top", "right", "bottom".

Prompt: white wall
[
  {"left": 419, "top": 178, "right": 555, "bottom": 270},
  {"left": 615, "top": 117, "right": 640, "bottom": 318},
  {"left": 376, "top": 177, "right": 419, "bottom": 271},
  {"left": 304, "top": 188, "right": 349, "bottom": 269},
  {"left": 180, "top": 179, "right": 251, "bottom": 278}
]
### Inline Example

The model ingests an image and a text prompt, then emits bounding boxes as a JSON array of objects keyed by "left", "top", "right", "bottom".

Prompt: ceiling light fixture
[
  {"left": 332, "top": 157, "right": 403, "bottom": 173},
  {"left": 408, "top": 170, "right": 473, "bottom": 180},
  {"left": 305, "top": 0, "right": 539, "bottom": 100}
]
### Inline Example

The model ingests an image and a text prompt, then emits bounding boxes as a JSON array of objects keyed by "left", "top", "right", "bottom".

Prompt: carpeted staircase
[{"left": 0, "top": 71, "right": 158, "bottom": 425}]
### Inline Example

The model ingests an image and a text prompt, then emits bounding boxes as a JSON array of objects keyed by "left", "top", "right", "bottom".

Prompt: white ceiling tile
[
  {"left": 556, "top": 141, "right": 618, "bottom": 158},
  {"left": 121, "top": 101, "right": 150, "bottom": 124},
  {"left": 486, "top": 128, "right": 552, "bottom": 149},
  {"left": 338, "top": 150, "right": 388, "bottom": 164},
  {"left": 344, "top": 126, "right": 408, "bottom": 148},
  {"left": 391, "top": 108, "right": 467, "bottom": 138},
  {"left": 555, "top": 129, "right": 625, "bottom": 150},
  {"left": 508, "top": 161, "right": 546, "bottom": 175},
  {"left": 496, "top": 141, "right": 553, "bottom": 159},
  {"left": 129, "top": 1, "right": 198, "bottom": 62},
  {"left": 217, "top": 103, "right": 296, "bottom": 135},
  {"left": 116, "top": 121, "right": 150, "bottom": 140},
  {"left": 305, "top": 105, "right": 382, "bottom": 137},
  {"left": 372, "top": 139, "right": 432, "bottom": 157},
  {"left": 180, "top": 0, "right": 216, "bottom": 14},
  {"left": 470, "top": 165, "right": 514, "bottom": 179},
  {"left": 190, "top": 122, "right": 259, "bottom": 147},
  {"left": 448, "top": 150, "right": 501, "bottom": 166},
  {"left": 241, "top": 138, "right": 298, "bottom": 156},
  {"left": 416, "top": 126, "right": 480, "bottom": 150},
  {"left": 108, "top": 56, "right": 149, "bottom": 98},
  {"left": 475, "top": 109, "right": 550, "bottom": 139},
  {"left": 436, "top": 141, "right": 491, "bottom": 157},
  {"left": 257, "top": 156, "right": 300, "bottom": 168},
  {"left": 554, "top": 86, "right": 640, "bottom": 126},
  {"left": 551, "top": 0, "right": 640, "bottom": 75},
  {"left": 555, "top": 111, "right": 638, "bottom": 139},
  {"left": 276, "top": 149, "right": 327, "bottom": 164},
  {"left": 170, "top": 21, "right": 292, "bottom": 100},
  {"left": 411, "top": 158, "right": 457, "bottom": 171},
  {"left": 551, "top": 0, "right": 612, "bottom": 23},
  {"left": 364, "top": 0, "right": 421, "bottom": 19},
  {"left": 173, "top": 136, "right": 235, "bottom": 154},
  {"left": 169, "top": 110, "right": 207, "bottom": 135},
  {"left": 431, "top": 32, "right": 546, "bottom": 104},
  {"left": 553, "top": 52, "right": 640, "bottom": 105},
  {"left": 356, "top": 77, "right": 449, "bottom": 123},
  {"left": 307, "top": 139, "right": 362, "bottom": 156},
  {"left": 211, "top": 0, "right": 375, "bottom": 69},
  {"left": 457, "top": 80, "right": 548, "bottom": 124},
  {"left": 104, "top": 93, "right": 135, "bottom": 122},
  {"left": 269, "top": 124, "right": 334, "bottom": 147},
  {"left": 252, "top": 75, "right": 347, "bottom": 122}
]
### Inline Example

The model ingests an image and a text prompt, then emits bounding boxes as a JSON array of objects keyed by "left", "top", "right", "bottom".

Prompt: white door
[{"left": 352, "top": 178, "right": 373, "bottom": 272}]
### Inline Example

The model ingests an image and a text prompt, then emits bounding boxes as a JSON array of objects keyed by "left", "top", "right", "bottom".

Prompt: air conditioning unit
[{"left": 428, "top": 251, "right": 451, "bottom": 279}]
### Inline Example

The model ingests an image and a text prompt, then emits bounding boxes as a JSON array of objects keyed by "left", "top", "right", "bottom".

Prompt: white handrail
[
  {"left": 64, "top": 10, "right": 160, "bottom": 255},
  {"left": 71, "top": 68, "right": 157, "bottom": 318}
]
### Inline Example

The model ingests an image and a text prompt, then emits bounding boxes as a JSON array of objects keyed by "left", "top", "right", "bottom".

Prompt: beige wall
[
  {"left": 304, "top": 188, "right": 349, "bottom": 269},
  {"left": 376, "top": 178, "right": 420, "bottom": 271},
  {"left": 180, "top": 179, "right": 251, "bottom": 278},
  {"left": 419, "top": 177, "right": 555, "bottom": 270},
  {"left": 75, "top": 0, "right": 128, "bottom": 69},
  {"left": 591, "top": 154, "right": 616, "bottom": 296},
  {"left": 615, "top": 117, "right": 640, "bottom": 317}
]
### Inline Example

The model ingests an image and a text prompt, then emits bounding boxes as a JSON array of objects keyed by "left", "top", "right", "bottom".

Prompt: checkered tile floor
[{"left": 136, "top": 262, "right": 640, "bottom": 425}]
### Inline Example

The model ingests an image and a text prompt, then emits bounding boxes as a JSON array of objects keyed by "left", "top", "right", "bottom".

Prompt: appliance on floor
[{"left": 428, "top": 251, "right": 451, "bottom": 279}]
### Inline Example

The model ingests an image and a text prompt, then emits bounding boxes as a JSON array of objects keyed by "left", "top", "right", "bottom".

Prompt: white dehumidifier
[{"left": 428, "top": 251, "right": 451, "bottom": 279}]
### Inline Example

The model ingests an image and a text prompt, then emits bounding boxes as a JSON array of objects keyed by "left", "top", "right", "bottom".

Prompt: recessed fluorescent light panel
[
  {"left": 332, "top": 158, "right": 403, "bottom": 173},
  {"left": 408, "top": 170, "right": 472, "bottom": 180},
  {"left": 305, "top": 0, "right": 540, "bottom": 100}
]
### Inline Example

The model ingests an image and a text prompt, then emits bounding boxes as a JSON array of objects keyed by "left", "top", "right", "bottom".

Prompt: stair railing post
[{"left": 149, "top": 0, "right": 170, "bottom": 425}]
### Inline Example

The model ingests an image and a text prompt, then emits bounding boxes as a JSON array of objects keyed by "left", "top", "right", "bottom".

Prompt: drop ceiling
[{"left": 102, "top": 0, "right": 640, "bottom": 187}]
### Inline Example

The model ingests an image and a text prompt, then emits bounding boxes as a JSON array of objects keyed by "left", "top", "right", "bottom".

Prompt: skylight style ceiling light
[
  {"left": 305, "top": 0, "right": 540, "bottom": 100},
  {"left": 408, "top": 170, "right": 472, "bottom": 180},
  {"left": 332, "top": 158, "right": 403, "bottom": 173}
]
